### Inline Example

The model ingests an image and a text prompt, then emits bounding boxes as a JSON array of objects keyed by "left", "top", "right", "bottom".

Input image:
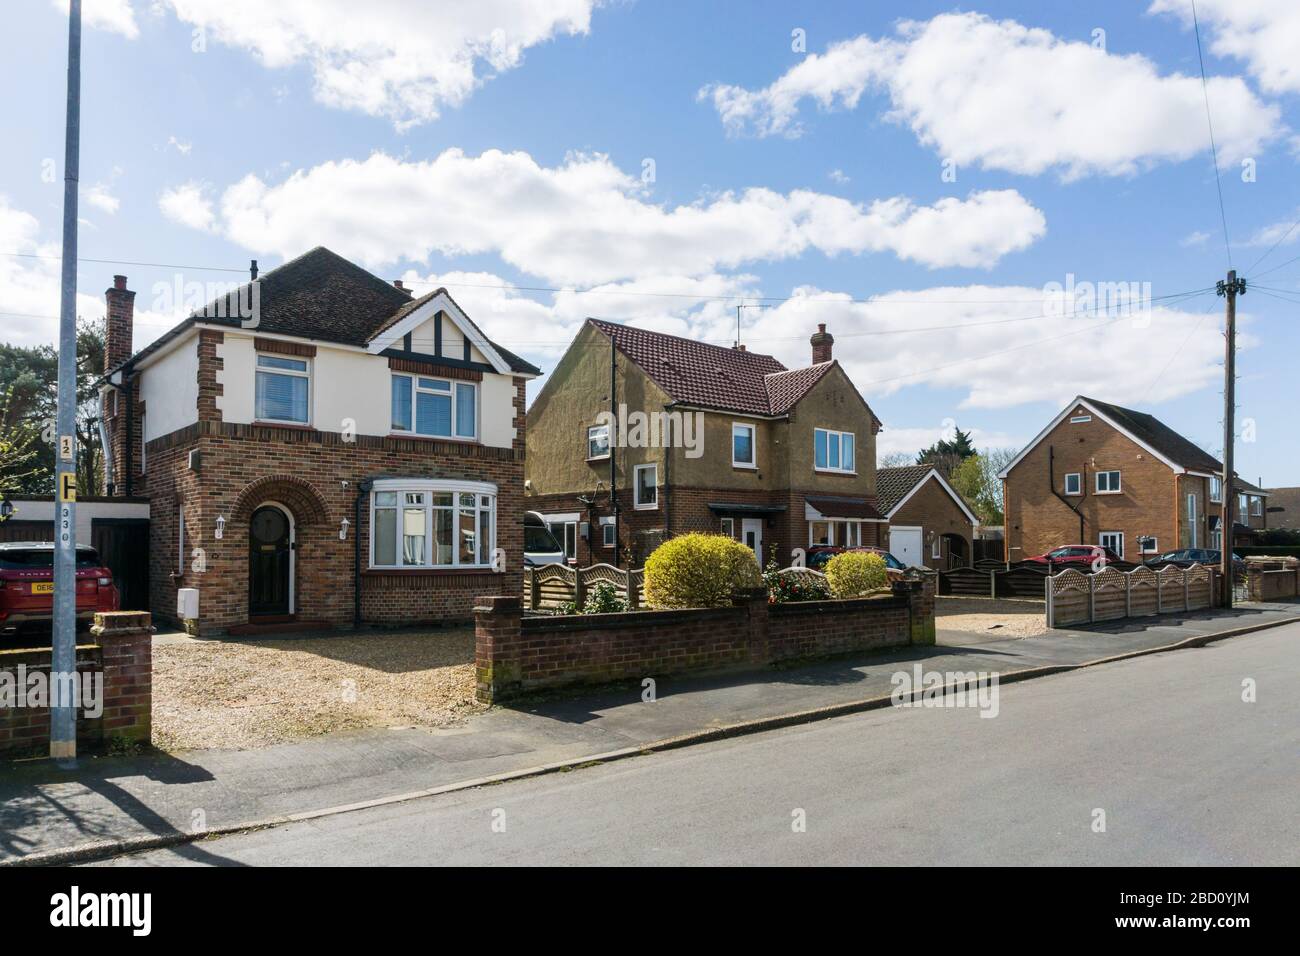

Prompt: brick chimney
[
  {"left": 393, "top": 279, "right": 412, "bottom": 296},
  {"left": 810, "top": 323, "right": 834, "bottom": 364},
  {"left": 105, "top": 275, "right": 135, "bottom": 372}
]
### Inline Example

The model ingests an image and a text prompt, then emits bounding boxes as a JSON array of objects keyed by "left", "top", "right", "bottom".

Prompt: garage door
[{"left": 890, "top": 526, "right": 923, "bottom": 567}]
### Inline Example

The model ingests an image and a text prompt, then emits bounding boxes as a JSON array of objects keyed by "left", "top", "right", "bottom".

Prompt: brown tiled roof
[
  {"left": 874, "top": 465, "right": 933, "bottom": 513},
  {"left": 1080, "top": 396, "right": 1224, "bottom": 474},
  {"left": 1265, "top": 486, "right": 1300, "bottom": 530},
  {"left": 106, "top": 247, "right": 539, "bottom": 376},
  {"left": 588, "top": 319, "right": 875, "bottom": 421},
  {"left": 805, "top": 495, "right": 884, "bottom": 520}
]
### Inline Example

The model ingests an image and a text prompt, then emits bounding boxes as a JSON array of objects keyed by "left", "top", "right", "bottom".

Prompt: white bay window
[{"left": 370, "top": 479, "right": 496, "bottom": 569}]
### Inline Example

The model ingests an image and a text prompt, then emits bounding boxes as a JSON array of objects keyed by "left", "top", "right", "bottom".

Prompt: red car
[
  {"left": 0, "top": 542, "right": 120, "bottom": 632},
  {"left": 1024, "top": 545, "right": 1123, "bottom": 569}
]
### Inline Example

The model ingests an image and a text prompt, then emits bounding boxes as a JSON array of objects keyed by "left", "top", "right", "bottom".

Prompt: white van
[{"left": 524, "top": 511, "right": 567, "bottom": 567}]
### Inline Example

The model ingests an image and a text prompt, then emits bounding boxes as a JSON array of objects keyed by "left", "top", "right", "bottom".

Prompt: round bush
[
  {"left": 824, "top": 551, "right": 888, "bottom": 598},
  {"left": 643, "top": 533, "right": 762, "bottom": 609}
]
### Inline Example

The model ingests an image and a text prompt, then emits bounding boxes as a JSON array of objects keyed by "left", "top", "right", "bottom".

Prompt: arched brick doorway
[{"left": 231, "top": 476, "right": 330, "bottom": 624}]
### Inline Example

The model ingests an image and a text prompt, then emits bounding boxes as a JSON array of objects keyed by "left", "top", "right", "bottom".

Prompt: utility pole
[
  {"left": 51, "top": 0, "right": 82, "bottom": 765},
  {"left": 1217, "top": 269, "right": 1245, "bottom": 608}
]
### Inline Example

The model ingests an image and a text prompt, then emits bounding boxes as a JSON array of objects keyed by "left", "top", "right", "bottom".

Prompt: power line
[
  {"left": 1191, "top": 0, "right": 1233, "bottom": 268},
  {"left": 1, "top": 251, "right": 247, "bottom": 274},
  {"left": 1241, "top": 213, "right": 1300, "bottom": 277}
]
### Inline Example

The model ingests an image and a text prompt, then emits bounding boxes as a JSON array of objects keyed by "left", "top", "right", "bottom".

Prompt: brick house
[
  {"left": 524, "top": 321, "right": 886, "bottom": 567},
  {"left": 874, "top": 465, "right": 978, "bottom": 569},
  {"left": 98, "top": 247, "right": 539, "bottom": 635},
  {"left": 998, "top": 396, "right": 1268, "bottom": 562}
]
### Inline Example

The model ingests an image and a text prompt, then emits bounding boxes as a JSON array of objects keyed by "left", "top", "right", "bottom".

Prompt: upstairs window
[
  {"left": 391, "top": 374, "right": 476, "bottom": 439},
  {"left": 255, "top": 354, "right": 310, "bottom": 424},
  {"left": 1251, "top": 496, "right": 1263, "bottom": 516},
  {"left": 1095, "top": 470, "right": 1121, "bottom": 494},
  {"left": 1209, "top": 476, "right": 1222, "bottom": 503},
  {"left": 814, "top": 428, "right": 855, "bottom": 473},
  {"left": 587, "top": 424, "right": 610, "bottom": 460},
  {"left": 732, "top": 423, "right": 756, "bottom": 468},
  {"left": 1064, "top": 472, "right": 1081, "bottom": 496}
]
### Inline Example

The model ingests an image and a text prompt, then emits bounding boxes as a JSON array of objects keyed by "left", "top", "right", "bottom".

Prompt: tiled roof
[
  {"left": 805, "top": 495, "right": 884, "bottom": 520},
  {"left": 589, "top": 319, "right": 786, "bottom": 414},
  {"left": 874, "top": 465, "right": 933, "bottom": 513},
  {"left": 1079, "top": 397, "right": 1224, "bottom": 474},
  {"left": 588, "top": 319, "right": 872, "bottom": 420},
  {"left": 107, "top": 247, "right": 538, "bottom": 376}
]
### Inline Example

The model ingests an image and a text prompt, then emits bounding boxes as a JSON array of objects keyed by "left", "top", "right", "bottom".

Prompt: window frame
[
  {"left": 1187, "top": 493, "right": 1198, "bottom": 548},
  {"left": 1095, "top": 470, "right": 1122, "bottom": 494},
  {"left": 720, "top": 517, "right": 735, "bottom": 538},
  {"left": 390, "top": 373, "right": 477, "bottom": 441},
  {"left": 1099, "top": 531, "right": 1124, "bottom": 558},
  {"left": 731, "top": 422, "right": 756, "bottom": 469},
  {"left": 587, "top": 424, "right": 610, "bottom": 461},
  {"left": 931, "top": 535, "right": 942, "bottom": 560},
  {"left": 368, "top": 479, "right": 497, "bottom": 571},
  {"left": 1251, "top": 496, "right": 1262, "bottom": 517},
  {"left": 813, "top": 427, "right": 856, "bottom": 474},
  {"left": 600, "top": 517, "right": 616, "bottom": 548},
  {"left": 633, "top": 462, "right": 658, "bottom": 510},
  {"left": 255, "top": 353, "right": 311, "bottom": 425},
  {"left": 1209, "top": 476, "right": 1222, "bottom": 503},
  {"left": 1063, "top": 472, "right": 1082, "bottom": 496},
  {"left": 1139, "top": 536, "right": 1159, "bottom": 555}
]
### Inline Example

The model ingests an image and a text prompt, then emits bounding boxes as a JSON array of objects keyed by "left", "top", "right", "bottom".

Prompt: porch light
[
  {"left": 214, "top": 515, "right": 225, "bottom": 539},
  {"left": 339, "top": 517, "right": 350, "bottom": 541},
  {"left": 0, "top": 497, "right": 13, "bottom": 523}
]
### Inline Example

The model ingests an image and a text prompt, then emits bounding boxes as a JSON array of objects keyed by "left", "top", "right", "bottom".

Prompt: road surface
[{"left": 103, "top": 624, "right": 1300, "bottom": 866}]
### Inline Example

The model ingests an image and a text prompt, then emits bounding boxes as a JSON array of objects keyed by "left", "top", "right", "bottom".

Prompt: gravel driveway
[
  {"left": 152, "top": 628, "right": 481, "bottom": 751},
  {"left": 935, "top": 596, "right": 1047, "bottom": 642}
]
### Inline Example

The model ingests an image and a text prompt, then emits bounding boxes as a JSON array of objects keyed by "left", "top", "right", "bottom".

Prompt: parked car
[
  {"left": 524, "top": 511, "right": 567, "bottom": 567},
  {"left": 1024, "top": 545, "right": 1123, "bottom": 568},
  {"left": 0, "top": 542, "right": 119, "bottom": 632},
  {"left": 1146, "top": 548, "right": 1244, "bottom": 572},
  {"left": 806, "top": 545, "right": 907, "bottom": 580}
]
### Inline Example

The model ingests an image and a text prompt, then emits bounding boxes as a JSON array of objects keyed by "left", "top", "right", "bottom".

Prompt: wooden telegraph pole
[{"left": 1217, "top": 270, "right": 1245, "bottom": 607}]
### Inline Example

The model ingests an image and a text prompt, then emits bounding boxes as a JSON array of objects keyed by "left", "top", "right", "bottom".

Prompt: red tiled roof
[{"left": 589, "top": 319, "right": 864, "bottom": 419}]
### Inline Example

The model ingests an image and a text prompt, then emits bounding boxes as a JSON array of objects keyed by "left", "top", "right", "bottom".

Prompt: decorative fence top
[{"left": 1046, "top": 562, "right": 1217, "bottom": 627}]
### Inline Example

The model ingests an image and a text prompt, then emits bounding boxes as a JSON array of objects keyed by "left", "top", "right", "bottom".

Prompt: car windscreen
[
  {"left": 0, "top": 548, "right": 102, "bottom": 570},
  {"left": 524, "top": 523, "right": 563, "bottom": 554}
]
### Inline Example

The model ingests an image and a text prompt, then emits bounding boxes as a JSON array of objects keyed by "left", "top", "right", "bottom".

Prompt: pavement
[
  {"left": 1, "top": 598, "right": 1296, "bottom": 865},
  {"left": 98, "top": 622, "right": 1300, "bottom": 867}
]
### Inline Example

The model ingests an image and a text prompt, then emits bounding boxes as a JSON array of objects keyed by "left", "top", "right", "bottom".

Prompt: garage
[{"left": 889, "top": 526, "right": 924, "bottom": 567}]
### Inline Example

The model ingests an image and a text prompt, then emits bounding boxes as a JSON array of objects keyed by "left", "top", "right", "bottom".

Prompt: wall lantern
[
  {"left": 339, "top": 517, "right": 350, "bottom": 541},
  {"left": 214, "top": 515, "right": 225, "bottom": 539},
  {"left": 0, "top": 498, "right": 14, "bottom": 523}
]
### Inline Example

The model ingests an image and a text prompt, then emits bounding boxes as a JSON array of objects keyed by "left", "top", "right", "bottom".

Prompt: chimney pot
[
  {"left": 113, "top": 275, "right": 127, "bottom": 290},
  {"left": 393, "top": 279, "right": 404, "bottom": 290}
]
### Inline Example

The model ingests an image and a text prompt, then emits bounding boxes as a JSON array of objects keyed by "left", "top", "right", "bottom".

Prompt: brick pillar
[
  {"left": 734, "top": 586, "right": 771, "bottom": 665},
  {"left": 197, "top": 329, "right": 225, "bottom": 422},
  {"left": 895, "top": 573, "right": 936, "bottom": 646},
  {"left": 475, "top": 596, "right": 522, "bottom": 704},
  {"left": 92, "top": 610, "right": 153, "bottom": 745}
]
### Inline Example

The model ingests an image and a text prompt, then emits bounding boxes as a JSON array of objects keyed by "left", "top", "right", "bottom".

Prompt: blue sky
[{"left": 4, "top": 0, "right": 1298, "bottom": 484}]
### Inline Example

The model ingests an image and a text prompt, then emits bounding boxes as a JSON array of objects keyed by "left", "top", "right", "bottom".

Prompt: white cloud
[
  {"left": 53, "top": 0, "right": 139, "bottom": 38},
  {"left": 158, "top": 181, "right": 214, "bottom": 230},
  {"left": 157, "top": 0, "right": 597, "bottom": 128},
  {"left": 828, "top": 169, "right": 850, "bottom": 185},
  {"left": 193, "top": 149, "right": 1044, "bottom": 282},
  {"left": 83, "top": 183, "right": 120, "bottom": 215},
  {"left": 166, "top": 135, "right": 193, "bottom": 156},
  {"left": 1245, "top": 208, "right": 1300, "bottom": 247},
  {"left": 1180, "top": 230, "right": 1211, "bottom": 247},
  {"left": 1151, "top": 0, "right": 1300, "bottom": 95},
  {"left": 701, "top": 12, "right": 1281, "bottom": 179}
]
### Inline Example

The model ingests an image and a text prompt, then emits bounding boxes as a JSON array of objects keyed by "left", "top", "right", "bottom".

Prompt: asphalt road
[{"left": 104, "top": 624, "right": 1300, "bottom": 866}]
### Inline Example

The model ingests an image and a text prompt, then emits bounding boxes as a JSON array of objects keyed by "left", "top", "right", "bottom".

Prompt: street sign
[{"left": 60, "top": 472, "right": 77, "bottom": 502}]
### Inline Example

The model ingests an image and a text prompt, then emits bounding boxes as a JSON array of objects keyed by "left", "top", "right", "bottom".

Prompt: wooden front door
[{"left": 249, "top": 506, "right": 292, "bottom": 616}]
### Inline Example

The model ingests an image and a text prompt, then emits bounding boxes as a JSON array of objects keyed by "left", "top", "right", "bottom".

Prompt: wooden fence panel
[{"left": 1046, "top": 563, "right": 1219, "bottom": 627}]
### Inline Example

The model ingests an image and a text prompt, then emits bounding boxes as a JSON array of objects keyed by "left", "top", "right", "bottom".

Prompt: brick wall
[
  {"left": 475, "top": 577, "right": 935, "bottom": 702},
  {"left": 0, "top": 611, "right": 152, "bottom": 757}
]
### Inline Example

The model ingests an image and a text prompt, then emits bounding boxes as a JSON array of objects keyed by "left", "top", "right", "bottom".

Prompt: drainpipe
[
  {"left": 663, "top": 402, "right": 674, "bottom": 541},
  {"left": 1048, "top": 445, "right": 1086, "bottom": 550},
  {"left": 353, "top": 478, "right": 373, "bottom": 629},
  {"left": 123, "top": 368, "right": 135, "bottom": 495},
  {"left": 609, "top": 338, "right": 619, "bottom": 568},
  {"left": 97, "top": 390, "right": 115, "bottom": 494}
]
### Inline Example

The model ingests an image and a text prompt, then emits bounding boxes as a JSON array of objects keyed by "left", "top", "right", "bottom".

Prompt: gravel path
[
  {"left": 935, "top": 596, "right": 1047, "bottom": 639},
  {"left": 152, "top": 628, "right": 481, "bottom": 751}
]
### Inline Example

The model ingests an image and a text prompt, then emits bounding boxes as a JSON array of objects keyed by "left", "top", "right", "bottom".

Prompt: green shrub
[
  {"left": 824, "top": 551, "right": 888, "bottom": 598},
  {"left": 763, "top": 559, "right": 831, "bottom": 603},
  {"left": 583, "top": 582, "right": 628, "bottom": 614},
  {"left": 643, "top": 533, "right": 762, "bottom": 609}
]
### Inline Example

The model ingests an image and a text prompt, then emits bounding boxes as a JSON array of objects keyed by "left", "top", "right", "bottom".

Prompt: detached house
[
  {"left": 999, "top": 396, "right": 1269, "bottom": 562},
  {"left": 525, "top": 322, "right": 886, "bottom": 567},
  {"left": 99, "top": 247, "right": 539, "bottom": 635}
]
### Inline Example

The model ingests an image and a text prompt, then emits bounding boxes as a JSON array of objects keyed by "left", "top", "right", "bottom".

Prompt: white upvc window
[
  {"left": 255, "top": 354, "right": 310, "bottom": 424},
  {"left": 1139, "top": 536, "right": 1159, "bottom": 554},
  {"left": 391, "top": 374, "right": 476, "bottom": 439},
  {"left": 1239, "top": 493, "right": 1249, "bottom": 514},
  {"left": 1187, "top": 493, "right": 1198, "bottom": 548},
  {"left": 1064, "top": 472, "right": 1082, "bottom": 496},
  {"left": 1099, "top": 531, "right": 1124, "bottom": 557},
  {"left": 1069, "top": 414, "right": 1092, "bottom": 424},
  {"left": 587, "top": 424, "right": 610, "bottom": 460},
  {"left": 720, "top": 517, "right": 735, "bottom": 538},
  {"left": 732, "top": 423, "right": 756, "bottom": 468},
  {"left": 814, "top": 428, "right": 855, "bottom": 473},
  {"left": 369, "top": 479, "right": 496, "bottom": 569},
  {"left": 1209, "top": 476, "right": 1222, "bottom": 503},
  {"left": 808, "top": 520, "right": 863, "bottom": 547},
  {"left": 1251, "top": 496, "right": 1263, "bottom": 516},
  {"left": 634, "top": 463, "right": 658, "bottom": 510},
  {"left": 1095, "top": 470, "right": 1122, "bottom": 494},
  {"left": 600, "top": 517, "right": 616, "bottom": 547},
  {"left": 931, "top": 536, "right": 942, "bottom": 560}
]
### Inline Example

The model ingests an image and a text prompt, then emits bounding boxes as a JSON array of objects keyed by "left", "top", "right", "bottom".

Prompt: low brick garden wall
[
  {"left": 0, "top": 611, "right": 152, "bottom": 757},
  {"left": 1246, "top": 563, "right": 1299, "bottom": 602},
  {"left": 475, "top": 578, "right": 936, "bottom": 703}
]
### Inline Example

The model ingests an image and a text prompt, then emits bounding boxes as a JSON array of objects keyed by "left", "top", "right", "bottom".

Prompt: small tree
[{"left": 0, "top": 386, "right": 41, "bottom": 500}]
